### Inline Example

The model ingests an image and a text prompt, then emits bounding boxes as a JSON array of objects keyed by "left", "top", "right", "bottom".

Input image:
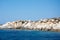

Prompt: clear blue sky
[{"left": 0, "top": 0, "right": 60, "bottom": 24}]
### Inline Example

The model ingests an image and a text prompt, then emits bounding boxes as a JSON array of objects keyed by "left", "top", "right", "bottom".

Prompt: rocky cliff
[{"left": 0, "top": 17, "right": 60, "bottom": 31}]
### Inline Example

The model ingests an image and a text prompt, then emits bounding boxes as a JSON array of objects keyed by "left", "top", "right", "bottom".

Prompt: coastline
[{"left": 0, "top": 17, "right": 60, "bottom": 32}]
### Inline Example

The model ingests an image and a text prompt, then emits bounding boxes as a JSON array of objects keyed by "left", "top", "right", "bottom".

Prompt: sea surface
[{"left": 0, "top": 29, "right": 60, "bottom": 40}]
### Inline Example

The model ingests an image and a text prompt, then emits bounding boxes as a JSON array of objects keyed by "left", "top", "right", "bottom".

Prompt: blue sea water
[{"left": 0, "top": 29, "right": 60, "bottom": 40}]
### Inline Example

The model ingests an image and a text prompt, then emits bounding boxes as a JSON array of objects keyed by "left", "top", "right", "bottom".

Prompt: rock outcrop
[{"left": 0, "top": 17, "right": 60, "bottom": 32}]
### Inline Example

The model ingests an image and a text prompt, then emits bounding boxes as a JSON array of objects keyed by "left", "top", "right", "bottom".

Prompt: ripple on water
[{"left": 0, "top": 29, "right": 60, "bottom": 40}]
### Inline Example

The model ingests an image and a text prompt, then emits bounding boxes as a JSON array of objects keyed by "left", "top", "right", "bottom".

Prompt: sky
[{"left": 0, "top": 0, "right": 60, "bottom": 24}]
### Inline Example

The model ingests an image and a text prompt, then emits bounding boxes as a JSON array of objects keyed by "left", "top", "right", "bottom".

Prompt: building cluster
[{"left": 0, "top": 17, "right": 60, "bottom": 31}]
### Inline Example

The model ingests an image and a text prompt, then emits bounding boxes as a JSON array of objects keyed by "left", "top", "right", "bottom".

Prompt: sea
[{"left": 0, "top": 29, "right": 60, "bottom": 40}]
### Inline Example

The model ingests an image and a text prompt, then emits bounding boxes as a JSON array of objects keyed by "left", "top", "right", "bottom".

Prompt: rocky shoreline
[{"left": 0, "top": 17, "right": 60, "bottom": 32}]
